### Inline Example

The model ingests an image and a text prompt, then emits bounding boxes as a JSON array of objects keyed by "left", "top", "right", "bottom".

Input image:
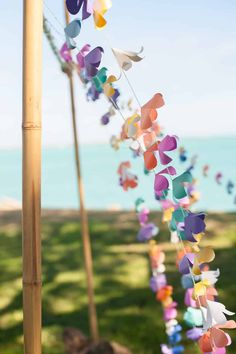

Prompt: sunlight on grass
[
  {"left": 0, "top": 309, "right": 23, "bottom": 329},
  {"left": 50, "top": 297, "right": 78, "bottom": 314},
  {"left": 55, "top": 271, "right": 83, "bottom": 284},
  {"left": 1, "top": 211, "right": 236, "bottom": 353},
  {"left": 42, "top": 326, "right": 64, "bottom": 354},
  {"left": 60, "top": 222, "right": 80, "bottom": 235},
  {"left": 0, "top": 277, "right": 21, "bottom": 309}
]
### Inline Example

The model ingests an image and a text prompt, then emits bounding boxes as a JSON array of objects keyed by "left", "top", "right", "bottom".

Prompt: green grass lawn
[{"left": 0, "top": 210, "right": 236, "bottom": 354}]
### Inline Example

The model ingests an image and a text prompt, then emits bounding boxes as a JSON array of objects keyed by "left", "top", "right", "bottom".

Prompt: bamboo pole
[
  {"left": 22, "top": 0, "right": 42, "bottom": 353},
  {"left": 64, "top": 3, "right": 99, "bottom": 342}
]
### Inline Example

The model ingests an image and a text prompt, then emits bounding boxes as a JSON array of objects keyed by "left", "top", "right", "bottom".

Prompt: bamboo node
[
  {"left": 23, "top": 280, "right": 42, "bottom": 286},
  {"left": 22, "top": 123, "right": 41, "bottom": 130}
]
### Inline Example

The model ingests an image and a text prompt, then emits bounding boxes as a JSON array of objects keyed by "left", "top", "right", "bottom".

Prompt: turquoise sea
[{"left": 0, "top": 137, "right": 236, "bottom": 212}]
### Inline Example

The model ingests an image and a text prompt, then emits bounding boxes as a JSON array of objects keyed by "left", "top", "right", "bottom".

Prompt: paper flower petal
[
  {"left": 179, "top": 253, "right": 195, "bottom": 274},
  {"left": 64, "top": 19, "right": 81, "bottom": 38},
  {"left": 172, "top": 171, "right": 193, "bottom": 200},
  {"left": 198, "top": 332, "right": 213, "bottom": 352},
  {"left": 150, "top": 274, "right": 167, "bottom": 292},
  {"left": 157, "top": 285, "right": 173, "bottom": 301},
  {"left": 125, "top": 114, "right": 141, "bottom": 138},
  {"left": 215, "top": 172, "right": 223, "bottom": 185},
  {"left": 66, "top": 0, "right": 84, "bottom": 15},
  {"left": 76, "top": 44, "right": 91, "bottom": 68},
  {"left": 141, "top": 93, "right": 165, "bottom": 129},
  {"left": 154, "top": 166, "right": 177, "bottom": 195},
  {"left": 112, "top": 47, "right": 144, "bottom": 71},
  {"left": 184, "top": 212, "right": 206, "bottom": 242},
  {"left": 217, "top": 320, "right": 236, "bottom": 330},
  {"left": 210, "top": 327, "right": 230, "bottom": 348},
  {"left": 185, "top": 288, "right": 197, "bottom": 307},
  {"left": 181, "top": 274, "right": 194, "bottom": 289},
  {"left": 184, "top": 307, "right": 203, "bottom": 327},
  {"left": 143, "top": 143, "right": 159, "bottom": 170},
  {"left": 60, "top": 42, "right": 72, "bottom": 62},
  {"left": 186, "top": 327, "right": 202, "bottom": 341},
  {"left": 85, "top": 46, "right": 104, "bottom": 67},
  {"left": 193, "top": 280, "right": 210, "bottom": 299},
  {"left": 137, "top": 223, "right": 159, "bottom": 242},
  {"left": 203, "top": 300, "right": 235, "bottom": 331},
  {"left": 158, "top": 135, "right": 178, "bottom": 165},
  {"left": 93, "top": 11, "right": 107, "bottom": 29},
  {"left": 227, "top": 180, "right": 234, "bottom": 194},
  {"left": 197, "top": 246, "right": 215, "bottom": 264}
]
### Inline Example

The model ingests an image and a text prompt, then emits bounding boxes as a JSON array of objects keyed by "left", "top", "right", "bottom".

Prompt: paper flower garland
[
  {"left": 57, "top": 17, "right": 236, "bottom": 351},
  {"left": 134, "top": 200, "right": 183, "bottom": 353},
  {"left": 128, "top": 93, "right": 235, "bottom": 352}
]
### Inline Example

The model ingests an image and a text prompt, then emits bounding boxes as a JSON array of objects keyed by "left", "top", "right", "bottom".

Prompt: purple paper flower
[
  {"left": 150, "top": 274, "right": 167, "bottom": 292},
  {"left": 184, "top": 288, "right": 196, "bottom": 307},
  {"left": 184, "top": 212, "right": 206, "bottom": 242},
  {"left": 158, "top": 135, "right": 178, "bottom": 165},
  {"left": 186, "top": 327, "right": 202, "bottom": 341},
  {"left": 84, "top": 47, "right": 104, "bottom": 78},
  {"left": 76, "top": 44, "right": 91, "bottom": 69},
  {"left": 138, "top": 208, "right": 149, "bottom": 225},
  {"left": 86, "top": 84, "right": 101, "bottom": 101},
  {"left": 60, "top": 43, "right": 72, "bottom": 62},
  {"left": 110, "top": 88, "right": 120, "bottom": 109},
  {"left": 154, "top": 166, "right": 176, "bottom": 196},
  {"left": 101, "top": 113, "right": 110, "bottom": 125},
  {"left": 179, "top": 253, "right": 195, "bottom": 274},
  {"left": 164, "top": 302, "right": 178, "bottom": 321},
  {"left": 137, "top": 223, "right": 159, "bottom": 242},
  {"left": 66, "top": 0, "right": 92, "bottom": 19}
]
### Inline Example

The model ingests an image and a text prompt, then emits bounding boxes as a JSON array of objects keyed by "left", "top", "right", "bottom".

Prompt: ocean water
[{"left": 0, "top": 137, "right": 236, "bottom": 212}]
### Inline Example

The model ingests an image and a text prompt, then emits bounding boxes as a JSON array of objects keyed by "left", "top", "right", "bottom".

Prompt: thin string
[
  {"left": 122, "top": 70, "right": 142, "bottom": 109},
  {"left": 102, "top": 32, "right": 142, "bottom": 110},
  {"left": 43, "top": 14, "right": 65, "bottom": 40},
  {"left": 43, "top": 0, "right": 65, "bottom": 31}
]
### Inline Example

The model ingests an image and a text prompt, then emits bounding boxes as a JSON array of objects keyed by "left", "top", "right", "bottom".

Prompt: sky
[{"left": 1, "top": 0, "right": 236, "bottom": 148}]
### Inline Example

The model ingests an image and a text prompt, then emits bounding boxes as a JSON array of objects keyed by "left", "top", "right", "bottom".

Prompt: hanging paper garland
[
  {"left": 55, "top": 16, "right": 236, "bottom": 351},
  {"left": 114, "top": 89, "right": 236, "bottom": 352},
  {"left": 135, "top": 199, "right": 184, "bottom": 353}
]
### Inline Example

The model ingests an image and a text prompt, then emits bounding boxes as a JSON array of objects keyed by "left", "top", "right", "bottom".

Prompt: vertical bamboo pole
[
  {"left": 64, "top": 3, "right": 99, "bottom": 342},
  {"left": 22, "top": 0, "right": 42, "bottom": 353}
]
